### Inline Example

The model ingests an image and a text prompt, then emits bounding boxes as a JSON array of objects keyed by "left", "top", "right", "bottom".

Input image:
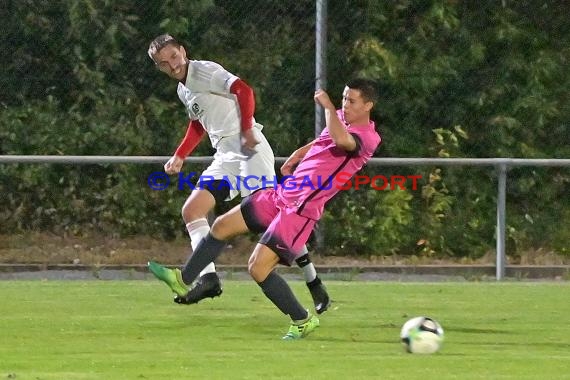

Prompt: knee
[
  {"left": 210, "top": 213, "right": 231, "bottom": 238},
  {"left": 247, "top": 257, "right": 264, "bottom": 283},
  {"left": 181, "top": 202, "right": 192, "bottom": 222},
  {"left": 181, "top": 201, "right": 202, "bottom": 223}
]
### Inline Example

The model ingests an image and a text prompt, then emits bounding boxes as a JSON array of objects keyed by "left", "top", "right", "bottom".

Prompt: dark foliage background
[{"left": 1, "top": 0, "right": 568, "bottom": 258}]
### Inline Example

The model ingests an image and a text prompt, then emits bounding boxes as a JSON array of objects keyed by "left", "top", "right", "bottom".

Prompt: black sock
[
  {"left": 181, "top": 233, "right": 226, "bottom": 285},
  {"left": 306, "top": 277, "right": 322, "bottom": 289},
  {"left": 257, "top": 271, "right": 308, "bottom": 321}
]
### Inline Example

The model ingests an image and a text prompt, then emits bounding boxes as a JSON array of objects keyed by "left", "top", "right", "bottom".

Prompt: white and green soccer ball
[{"left": 400, "top": 316, "right": 444, "bottom": 354}]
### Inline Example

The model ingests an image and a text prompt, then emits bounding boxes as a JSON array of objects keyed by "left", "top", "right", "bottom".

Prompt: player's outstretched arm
[
  {"left": 281, "top": 141, "right": 314, "bottom": 175},
  {"left": 314, "top": 89, "right": 356, "bottom": 152}
]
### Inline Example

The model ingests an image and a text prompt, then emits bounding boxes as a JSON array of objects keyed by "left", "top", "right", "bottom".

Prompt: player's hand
[
  {"left": 314, "top": 89, "right": 335, "bottom": 110},
  {"left": 164, "top": 155, "right": 184, "bottom": 175},
  {"left": 281, "top": 155, "right": 301, "bottom": 175},
  {"left": 241, "top": 128, "right": 260, "bottom": 150}
]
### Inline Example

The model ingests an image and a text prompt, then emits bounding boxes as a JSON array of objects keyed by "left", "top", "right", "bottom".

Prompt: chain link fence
[{"left": 1, "top": 1, "right": 569, "bottom": 263}]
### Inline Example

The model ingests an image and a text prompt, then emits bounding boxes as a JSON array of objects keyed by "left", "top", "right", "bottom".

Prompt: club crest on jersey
[{"left": 191, "top": 103, "right": 203, "bottom": 116}]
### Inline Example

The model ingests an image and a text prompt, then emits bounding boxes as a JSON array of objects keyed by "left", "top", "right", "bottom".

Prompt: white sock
[
  {"left": 297, "top": 245, "right": 317, "bottom": 283},
  {"left": 186, "top": 218, "right": 216, "bottom": 276}
]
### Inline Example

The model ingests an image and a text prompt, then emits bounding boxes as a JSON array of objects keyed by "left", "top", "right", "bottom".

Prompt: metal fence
[
  {"left": 2, "top": 2, "right": 569, "bottom": 280},
  {"left": 2, "top": 155, "right": 569, "bottom": 280}
]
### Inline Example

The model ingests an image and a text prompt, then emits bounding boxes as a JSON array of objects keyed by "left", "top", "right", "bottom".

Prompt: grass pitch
[{"left": 0, "top": 280, "right": 569, "bottom": 379}]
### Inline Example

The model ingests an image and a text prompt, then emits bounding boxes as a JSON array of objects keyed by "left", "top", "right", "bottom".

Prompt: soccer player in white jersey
[{"left": 147, "top": 34, "right": 330, "bottom": 312}]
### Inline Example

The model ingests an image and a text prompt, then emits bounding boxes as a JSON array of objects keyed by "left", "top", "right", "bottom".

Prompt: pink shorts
[{"left": 241, "top": 189, "right": 316, "bottom": 266}]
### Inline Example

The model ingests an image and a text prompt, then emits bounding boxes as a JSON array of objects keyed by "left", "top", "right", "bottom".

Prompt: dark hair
[
  {"left": 148, "top": 34, "right": 181, "bottom": 63},
  {"left": 346, "top": 78, "right": 378, "bottom": 105}
]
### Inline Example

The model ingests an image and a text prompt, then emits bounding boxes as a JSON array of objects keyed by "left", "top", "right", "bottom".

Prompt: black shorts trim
[
  {"left": 240, "top": 194, "right": 267, "bottom": 234},
  {"left": 199, "top": 179, "right": 231, "bottom": 204}
]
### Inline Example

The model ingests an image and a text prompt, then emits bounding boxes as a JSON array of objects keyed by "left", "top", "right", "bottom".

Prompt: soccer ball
[{"left": 400, "top": 316, "right": 444, "bottom": 354}]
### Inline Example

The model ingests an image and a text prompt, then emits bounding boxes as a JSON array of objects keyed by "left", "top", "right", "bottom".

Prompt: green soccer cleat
[
  {"left": 147, "top": 261, "right": 188, "bottom": 297},
  {"left": 282, "top": 314, "right": 320, "bottom": 340}
]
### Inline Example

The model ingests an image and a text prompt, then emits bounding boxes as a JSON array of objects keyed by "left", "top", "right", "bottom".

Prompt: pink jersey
[{"left": 278, "top": 110, "right": 381, "bottom": 220}]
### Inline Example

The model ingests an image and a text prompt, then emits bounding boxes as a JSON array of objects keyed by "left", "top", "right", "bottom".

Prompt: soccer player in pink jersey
[
  {"left": 147, "top": 34, "right": 328, "bottom": 309},
  {"left": 149, "top": 78, "right": 380, "bottom": 339}
]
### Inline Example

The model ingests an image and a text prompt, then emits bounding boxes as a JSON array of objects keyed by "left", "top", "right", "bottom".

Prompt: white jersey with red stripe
[
  {"left": 175, "top": 59, "right": 275, "bottom": 200},
  {"left": 177, "top": 60, "right": 258, "bottom": 148}
]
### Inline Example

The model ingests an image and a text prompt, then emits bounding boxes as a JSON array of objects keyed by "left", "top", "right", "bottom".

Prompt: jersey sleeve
[
  {"left": 230, "top": 79, "right": 255, "bottom": 131},
  {"left": 207, "top": 61, "right": 239, "bottom": 93},
  {"left": 348, "top": 132, "right": 362, "bottom": 156},
  {"left": 174, "top": 120, "right": 206, "bottom": 158},
  {"left": 184, "top": 60, "right": 238, "bottom": 94}
]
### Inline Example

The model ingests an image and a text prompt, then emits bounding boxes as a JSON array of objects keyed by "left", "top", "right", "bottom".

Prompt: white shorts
[{"left": 201, "top": 124, "right": 276, "bottom": 200}]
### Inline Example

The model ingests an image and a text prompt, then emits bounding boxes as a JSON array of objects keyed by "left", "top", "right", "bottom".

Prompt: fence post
[
  {"left": 496, "top": 163, "right": 508, "bottom": 280},
  {"left": 315, "top": 0, "right": 327, "bottom": 134},
  {"left": 313, "top": 0, "right": 327, "bottom": 252}
]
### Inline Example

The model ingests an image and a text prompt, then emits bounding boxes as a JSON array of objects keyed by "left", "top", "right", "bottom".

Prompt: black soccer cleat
[
  {"left": 307, "top": 278, "right": 331, "bottom": 314},
  {"left": 173, "top": 272, "right": 223, "bottom": 305}
]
